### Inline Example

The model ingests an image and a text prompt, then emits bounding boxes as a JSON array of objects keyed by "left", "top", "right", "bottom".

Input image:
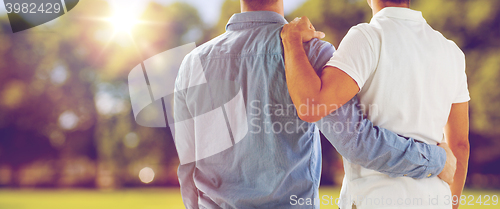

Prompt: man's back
[
  {"left": 352, "top": 7, "right": 468, "bottom": 144},
  {"left": 325, "top": 7, "right": 469, "bottom": 209},
  {"left": 175, "top": 11, "right": 333, "bottom": 208}
]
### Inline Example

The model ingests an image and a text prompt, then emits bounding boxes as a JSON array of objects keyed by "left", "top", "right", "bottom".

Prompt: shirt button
[{"left": 427, "top": 173, "right": 432, "bottom": 177}]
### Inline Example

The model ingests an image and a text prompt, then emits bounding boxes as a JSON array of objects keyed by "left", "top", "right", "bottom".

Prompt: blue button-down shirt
[{"left": 175, "top": 11, "right": 446, "bottom": 209}]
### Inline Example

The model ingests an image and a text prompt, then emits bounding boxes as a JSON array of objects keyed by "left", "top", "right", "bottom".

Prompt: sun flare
[{"left": 108, "top": 11, "right": 138, "bottom": 33}]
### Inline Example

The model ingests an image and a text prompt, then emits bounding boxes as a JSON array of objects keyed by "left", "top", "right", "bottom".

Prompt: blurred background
[{"left": 0, "top": 0, "right": 499, "bottom": 208}]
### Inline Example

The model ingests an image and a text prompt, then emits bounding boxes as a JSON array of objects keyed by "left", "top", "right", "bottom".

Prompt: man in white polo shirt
[{"left": 281, "top": 0, "right": 470, "bottom": 209}]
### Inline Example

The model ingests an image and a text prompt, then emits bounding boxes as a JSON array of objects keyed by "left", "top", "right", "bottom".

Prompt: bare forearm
[
  {"left": 450, "top": 143, "right": 470, "bottom": 208},
  {"left": 282, "top": 36, "right": 323, "bottom": 120},
  {"left": 443, "top": 102, "right": 470, "bottom": 209}
]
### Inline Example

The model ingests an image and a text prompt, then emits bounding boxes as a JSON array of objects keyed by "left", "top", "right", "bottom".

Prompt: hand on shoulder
[{"left": 281, "top": 16, "right": 325, "bottom": 43}]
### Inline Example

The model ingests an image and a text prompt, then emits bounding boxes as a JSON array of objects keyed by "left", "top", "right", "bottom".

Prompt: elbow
[
  {"left": 461, "top": 142, "right": 470, "bottom": 150},
  {"left": 450, "top": 140, "right": 470, "bottom": 159},
  {"left": 453, "top": 140, "right": 470, "bottom": 151},
  {"left": 457, "top": 142, "right": 470, "bottom": 155},
  {"left": 296, "top": 101, "right": 324, "bottom": 123}
]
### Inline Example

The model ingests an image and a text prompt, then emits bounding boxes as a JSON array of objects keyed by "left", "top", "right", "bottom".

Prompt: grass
[
  {"left": 0, "top": 187, "right": 498, "bottom": 209},
  {"left": 0, "top": 188, "right": 185, "bottom": 209}
]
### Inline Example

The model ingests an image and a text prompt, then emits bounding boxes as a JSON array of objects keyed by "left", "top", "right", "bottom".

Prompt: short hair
[
  {"left": 382, "top": 0, "right": 410, "bottom": 4},
  {"left": 242, "top": 0, "right": 279, "bottom": 9}
]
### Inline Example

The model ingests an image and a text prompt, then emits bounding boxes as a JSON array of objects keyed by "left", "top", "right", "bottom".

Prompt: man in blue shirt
[{"left": 173, "top": 0, "right": 455, "bottom": 208}]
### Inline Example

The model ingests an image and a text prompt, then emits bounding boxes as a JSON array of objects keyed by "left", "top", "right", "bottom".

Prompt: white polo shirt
[{"left": 325, "top": 7, "right": 470, "bottom": 209}]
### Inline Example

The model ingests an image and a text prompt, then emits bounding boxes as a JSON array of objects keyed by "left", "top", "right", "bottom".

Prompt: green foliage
[
  {"left": 287, "top": 0, "right": 371, "bottom": 46},
  {"left": 211, "top": 0, "right": 241, "bottom": 37}
]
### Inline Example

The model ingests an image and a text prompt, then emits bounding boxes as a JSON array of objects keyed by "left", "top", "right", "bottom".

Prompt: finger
[
  {"left": 292, "top": 17, "right": 301, "bottom": 24},
  {"left": 301, "top": 16, "right": 310, "bottom": 24},
  {"left": 309, "top": 24, "right": 316, "bottom": 32},
  {"left": 314, "top": 31, "right": 326, "bottom": 39},
  {"left": 302, "top": 16, "right": 316, "bottom": 29},
  {"left": 299, "top": 17, "right": 314, "bottom": 31},
  {"left": 300, "top": 16, "right": 317, "bottom": 32}
]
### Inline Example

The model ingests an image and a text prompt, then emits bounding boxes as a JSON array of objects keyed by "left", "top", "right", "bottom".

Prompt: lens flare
[
  {"left": 108, "top": 11, "right": 137, "bottom": 33},
  {"left": 138, "top": 167, "right": 155, "bottom": 184}
]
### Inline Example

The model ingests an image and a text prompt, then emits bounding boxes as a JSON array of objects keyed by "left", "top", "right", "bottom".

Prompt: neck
[
  {"left": 241, "top": 0, "right": 284, "bottom": 16},
  {"left": 372, "top": 1, "right": 410, "bottom": 16}
]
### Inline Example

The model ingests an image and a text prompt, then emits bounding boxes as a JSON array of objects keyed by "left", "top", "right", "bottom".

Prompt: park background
[{"left": 0, "top": 0, "right": 499, "bottom": 208}]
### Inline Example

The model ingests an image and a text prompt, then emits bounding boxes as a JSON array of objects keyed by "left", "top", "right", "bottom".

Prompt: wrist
[{"left": 429, "top": 145, "right": 447, "bottom": 176}]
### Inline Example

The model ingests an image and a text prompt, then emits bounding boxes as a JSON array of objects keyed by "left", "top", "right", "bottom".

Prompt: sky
[
  {"left": 149, "top": 0, "right": 309, "bottom": 25},
  {"left": 109, "top": 0, "right": 309, "bottom": 26}
]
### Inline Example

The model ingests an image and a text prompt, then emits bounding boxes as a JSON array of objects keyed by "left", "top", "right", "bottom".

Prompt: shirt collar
[
  {"left": 226, "top": 11, "right": 288, "bottom": 31},
  {"left": 372, "top": 7, "right": 426, "bottom": 23}
]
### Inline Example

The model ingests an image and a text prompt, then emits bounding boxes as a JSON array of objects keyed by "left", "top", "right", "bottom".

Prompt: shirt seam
[{"left": 325, "top": 60, "right": 365, "bottom": 91}]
